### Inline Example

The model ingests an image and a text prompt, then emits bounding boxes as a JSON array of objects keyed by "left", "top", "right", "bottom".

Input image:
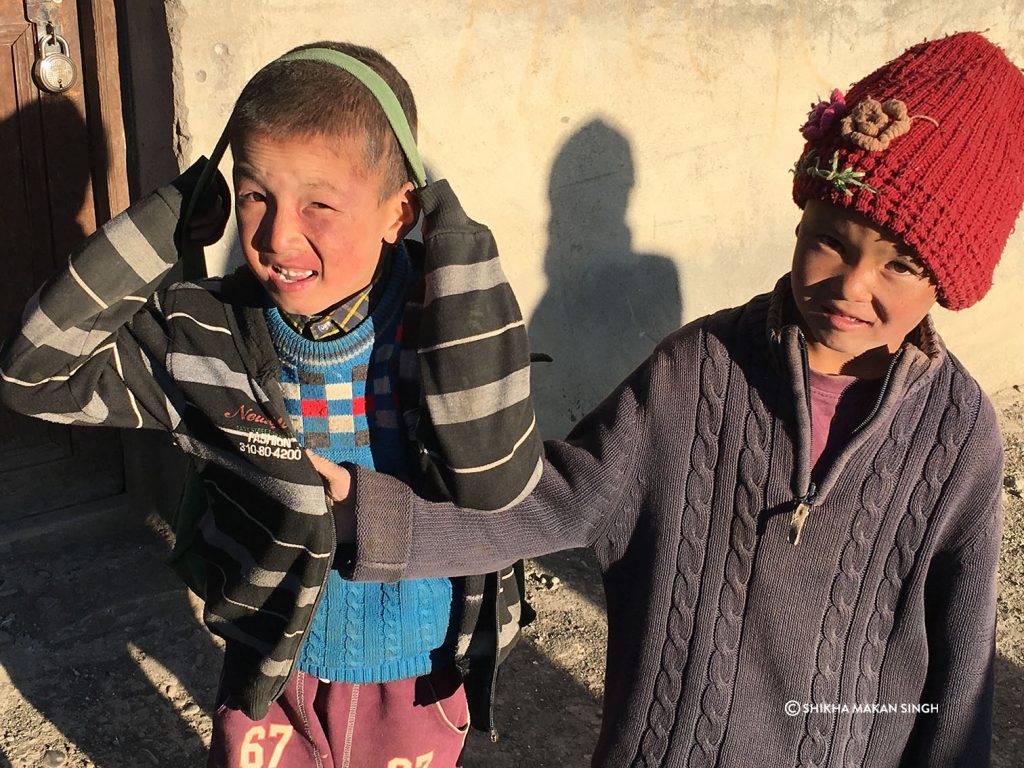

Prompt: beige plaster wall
[{"left": 167, "top": 0, "right": 1024, "bottom": 437}]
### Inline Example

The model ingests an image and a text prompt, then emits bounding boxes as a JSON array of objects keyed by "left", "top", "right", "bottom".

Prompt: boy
[
  {"left": 324, "top": 32, "right": 1023, "bottom": 766},
  {"left": 0, "top": 42, "right": 542, "bottom": 766}
]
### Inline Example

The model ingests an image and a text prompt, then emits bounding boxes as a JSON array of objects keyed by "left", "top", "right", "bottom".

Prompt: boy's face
[
  {"left": 233, "top": 132, "right": 415, "bottom": 316},
  {"left": 790, "top": 199, "right": 937, "bottom": 378}
]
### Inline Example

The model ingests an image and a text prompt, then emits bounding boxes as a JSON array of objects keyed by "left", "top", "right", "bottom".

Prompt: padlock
[{"left": 33, "top": 33, "right": 77, "bottom": 94}]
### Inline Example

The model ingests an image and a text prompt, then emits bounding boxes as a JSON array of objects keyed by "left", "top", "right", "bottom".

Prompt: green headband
[
  {"left": 180, "top": 46, "right": 425, "bottom": 278},
  {"left": 275, "top": 49, "right": 426, "bottom": 188}
]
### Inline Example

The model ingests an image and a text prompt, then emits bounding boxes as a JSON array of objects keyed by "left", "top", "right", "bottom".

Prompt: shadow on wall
[
  {"left": 529, "top": 119, "right": 683, "bottom": 439},
  {"left": 115, "top": 0, "right": 181, "bottom": 197}
]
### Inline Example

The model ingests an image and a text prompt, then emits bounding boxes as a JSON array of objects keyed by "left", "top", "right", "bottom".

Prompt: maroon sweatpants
[{"left": 208, "top": 666, "right": 469, "bottom": 768}]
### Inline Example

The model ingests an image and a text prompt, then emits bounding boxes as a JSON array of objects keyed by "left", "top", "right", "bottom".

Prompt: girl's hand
[{"left": 305, "top": 451, "right": 355, "bottom": 542}]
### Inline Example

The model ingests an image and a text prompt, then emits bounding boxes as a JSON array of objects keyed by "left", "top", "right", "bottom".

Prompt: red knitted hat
[{"left": 792, "top": 32, "right": 1024, "bottom": 309}]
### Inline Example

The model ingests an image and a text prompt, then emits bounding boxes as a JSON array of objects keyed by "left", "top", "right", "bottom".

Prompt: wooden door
[{"left": 0, "top": 0, "right": 128, "bottom": 523}]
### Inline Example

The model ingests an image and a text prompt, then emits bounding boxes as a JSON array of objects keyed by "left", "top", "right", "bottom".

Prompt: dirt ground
[{"left": 2, "top": 386, "right": 1024, "bottom": 768}]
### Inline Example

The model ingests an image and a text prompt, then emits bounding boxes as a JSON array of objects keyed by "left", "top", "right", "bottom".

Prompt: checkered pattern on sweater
[
  {"left": 280, "top": 365, "right": 373, "bottom": 456},
  {"left": 269, "top": 299, "right": 411, "bottom": 480},
  {"left": 277, "top": 343, "right": 409, "bottom": 470}
]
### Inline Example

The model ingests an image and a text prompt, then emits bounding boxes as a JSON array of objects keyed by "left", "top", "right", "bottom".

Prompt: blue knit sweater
[{"left": 265, "top": 248, "right": 454, "bottom": 683}]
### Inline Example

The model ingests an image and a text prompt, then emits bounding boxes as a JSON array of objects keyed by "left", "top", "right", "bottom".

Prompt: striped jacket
[{"left": 0, "top": 170, "right": 543, "bottom": 722}]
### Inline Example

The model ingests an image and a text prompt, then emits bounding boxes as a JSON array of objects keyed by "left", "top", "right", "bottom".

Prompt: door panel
[{"left": 0, "top": 0, "right": 124, "bottom": 522}]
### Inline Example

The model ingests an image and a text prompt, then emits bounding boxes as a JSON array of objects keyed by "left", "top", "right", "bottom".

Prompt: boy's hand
[
  {"left": 187, "top": 170, "right": 231, "bottom": 246},
  {"left": 305, "top": 451, "right": 355, "bottom": 542}
]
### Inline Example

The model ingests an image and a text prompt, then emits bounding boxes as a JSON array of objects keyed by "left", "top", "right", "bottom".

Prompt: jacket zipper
[
  {"left": 787, "top": 337, "right": 904, "bottom": 545},
  {"left": 851, "top": 349, "right": 903, "bottom": 436},
  {"left": 789, "top": 332, "right": 815, "bottom": 545},
  {"left": 789, "top": 483, "right": 817, "bottom": 545},
  {"left": 489, "top": 576, "right": 501, "bottom": 742}
]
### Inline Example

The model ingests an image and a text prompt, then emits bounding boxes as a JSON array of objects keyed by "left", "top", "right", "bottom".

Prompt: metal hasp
[
  {"left": 25, "top": 0, "right": 77, "bottom": 93},
  {"left": 24, "top": 0, "right": 62, "bottom": 27}
]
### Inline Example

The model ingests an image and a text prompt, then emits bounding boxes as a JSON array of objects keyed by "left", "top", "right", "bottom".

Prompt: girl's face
[{"left": 791, "top": 199, "right": 937, "bottom": 377}]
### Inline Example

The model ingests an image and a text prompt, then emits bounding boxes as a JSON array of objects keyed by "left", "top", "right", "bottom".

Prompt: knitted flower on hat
[
  {"left": 839, "top": 97, "right": 911, "bottom": 151},
  {"left": 800, "top": 89, "right": 848, "bottom": 140},
  {"left": 792, "top": 32, "right": 1024, "bottom": 310}
]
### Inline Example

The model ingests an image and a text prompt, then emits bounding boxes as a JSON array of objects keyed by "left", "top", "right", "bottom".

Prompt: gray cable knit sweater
[{"left": 346, "top": 279, "right": 1002, "bottom": 767}]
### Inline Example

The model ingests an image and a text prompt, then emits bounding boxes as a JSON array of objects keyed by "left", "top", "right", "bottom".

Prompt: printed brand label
[{"left": 222, "top": 425, "right": 303, "bottom": 462}]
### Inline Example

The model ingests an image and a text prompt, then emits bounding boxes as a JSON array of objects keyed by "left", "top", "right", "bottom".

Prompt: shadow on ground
[
  {"left": 994, "top": 655, "right": 1024, "bottom": 767},
  {"left": 0, "top": 509, "right": 222, "bottom": 767},
  {"left": 464, "top": 549, "right": 607, "bottom": 768}
]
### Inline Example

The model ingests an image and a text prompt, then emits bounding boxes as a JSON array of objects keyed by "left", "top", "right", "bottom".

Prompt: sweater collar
[
  {"left": 277, "top": 255, "right": 393, "bottom": 341},
  {"left": 264, "top": 245, "right": 412, "bottom": 366},
  {"left": 764, "top": 274, "right": 948, "bottom": 513}
]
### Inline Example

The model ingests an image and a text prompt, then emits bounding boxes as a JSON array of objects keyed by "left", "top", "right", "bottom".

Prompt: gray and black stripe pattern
[{"left": 0, "top": 172, "right": 542, "bottom": 722}]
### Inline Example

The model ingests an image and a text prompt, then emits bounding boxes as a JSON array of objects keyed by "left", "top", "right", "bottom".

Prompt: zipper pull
[
  {"left": 789, "top": 483, "right": 817, "bottom": 546},
  {"left": 789, "top": 502, "right": 811, "bottom": 545}
]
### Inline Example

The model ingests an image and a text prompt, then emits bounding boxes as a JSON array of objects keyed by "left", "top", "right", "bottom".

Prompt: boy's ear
[{"left": 382, "top": 181, "right": 419, "bottom": 245}]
